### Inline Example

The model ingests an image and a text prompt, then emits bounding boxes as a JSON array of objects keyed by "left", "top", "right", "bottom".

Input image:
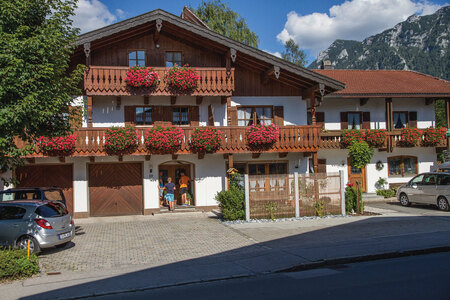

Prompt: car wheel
[
  {"left": 17, "top": 236, "right": 41, "bottom": 254},
  {"left": 399, "top": 193, "right": 411, "bottom": 207},
  {"left": 437, "top": 197, "right": 449, "bottom": 211}
]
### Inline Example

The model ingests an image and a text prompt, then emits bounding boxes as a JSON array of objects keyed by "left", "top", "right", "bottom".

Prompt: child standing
[{"left": 163, "top": 177, "right": 176, "bottom": 212}]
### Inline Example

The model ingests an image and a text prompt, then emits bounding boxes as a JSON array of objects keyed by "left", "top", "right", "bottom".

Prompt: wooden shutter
[
  {"left": 208, "top": 104, "right": 215, "bottom": 126},
  {"left": 163, "top": 106, "right": 172, "bottom": 126},
  {"left": 228, "top": 106, "right": 238, "bottom": 126},
  {"left": 316, "top": 112, "right": 325, "bottom": 127},
  {"left": 340, "top": 112, "right": 348, "bottom": 129},
  {"left": 189, "top": 106, "right": 200, "bottom": 126},
  {"left": 124, "top": 106, "right": 136, "bottom": 125},
  {"left": 318, "top": 159, "right": 327, "bottom": 173},
  {"left": 153, "top": 106, "right": 172, "bottom": 126},
  {"left": 362, "top": 112, "right": 371, "bottom": 129},
  {"left": 409, "top": 111, "right": 417, "bottom": 128},
  {"left": 274, "top": 106, "right": 284, "bottom": 126}
]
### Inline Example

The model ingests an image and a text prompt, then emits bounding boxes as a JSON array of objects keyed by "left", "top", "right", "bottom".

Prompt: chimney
[{"left": 321, "top": 60, "right": 332, "bottom": 70}]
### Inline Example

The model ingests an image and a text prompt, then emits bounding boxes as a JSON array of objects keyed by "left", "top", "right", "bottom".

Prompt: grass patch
[{"left": 0, "top": 249, "right": 39, "bottom": 282}]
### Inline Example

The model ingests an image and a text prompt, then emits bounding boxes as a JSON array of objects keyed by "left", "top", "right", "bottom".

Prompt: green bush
[
  {"left": 376, "top": 189, "right": 396, "bottom": 198},
  {"left": 215, "top": 177, "right": 245, "bottom": 221},
  {"left": 0, "top": 249, "right": 39, "bottom": 281},
  {"left": 345, "top": 186, "right": 364, "bottom": 213}
]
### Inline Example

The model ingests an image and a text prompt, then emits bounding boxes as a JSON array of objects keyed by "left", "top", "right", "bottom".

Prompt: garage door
[
  {"left": 15, "top": 165, "right": 73, "bottom": 214},
  {"left": 89, "top": 163, "right": 143, "bottom": 217}
]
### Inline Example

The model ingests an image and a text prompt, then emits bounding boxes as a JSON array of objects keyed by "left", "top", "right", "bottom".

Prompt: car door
[
  {"left": 420, "top": 174, "right": 437, "bottom": 204},
  {"left": 405, "top": 174, "right": 424, "bottom": 203},
  {"left": 0, "top": 205, "right": 28, "bottom": 247},
  {"left": 436, "top": 174, "right": 450, "bottom": 203}
]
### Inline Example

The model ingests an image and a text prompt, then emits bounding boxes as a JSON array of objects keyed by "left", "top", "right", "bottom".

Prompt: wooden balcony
[
  {"left": 320, "top": 130, "right": 447, "bottom": 150},
  {"left": 84, "top": 66, "right": 235, "bottom": 96},
  {"left": 23, "top": 126, "right": 321, "bottom": 157}
]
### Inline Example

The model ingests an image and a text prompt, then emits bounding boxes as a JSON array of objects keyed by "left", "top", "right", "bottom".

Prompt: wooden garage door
[
  {"left": 89, "top": 163, "right": 143, "bottom": 217},
  {"left": 15, "top": 165, "right": 73, "bottom": 214}
]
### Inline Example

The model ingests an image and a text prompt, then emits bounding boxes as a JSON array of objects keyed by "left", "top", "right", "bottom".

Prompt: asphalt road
[
  {"left": 95, "top": 252, "right": 450, "bottom": 300},
  {"left": 369, "top": 200, "right": 450, "bottom": 216}
]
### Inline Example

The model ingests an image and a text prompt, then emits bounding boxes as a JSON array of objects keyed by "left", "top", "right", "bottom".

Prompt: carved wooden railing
[
  {"left": 84, "top": 66, "right": 235, "bottom": 96},
  {"left": 23, "top": 126, "right": 321, "bottom": 157}
]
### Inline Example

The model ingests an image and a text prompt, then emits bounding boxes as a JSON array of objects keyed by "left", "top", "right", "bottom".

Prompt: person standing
[
  {"left": 179, "top": 172, "right": 190, "bottom": 206},
  {"left": 163, "top": 177, "right": 176, "bottom": 212}
]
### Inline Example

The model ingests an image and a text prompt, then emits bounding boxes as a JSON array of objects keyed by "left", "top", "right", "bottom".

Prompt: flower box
[
  {"left": 246, "top": 124, "right": 280, "bottom": 147},
  {"left": 144, "top": 126, "right": 184, "bottom": 153},
  {"left": 341, "top": 129, "right": 365, "bottom": 148},
  {"left": 400, "top": 127, "right": 422, "bottom": 147},
  {"left": 125, "top": 66, "right": 159, "bottom": 88},
  {"left": 189, "top": 127, "right": 223, "bottom": 153},
  {"left": 104, "top": 126, "right": 139, "bottom": 153},
  {"left": 37, "top": 134, "right": 76, "bottom": 155},
  {"left": 422, "top": 127, "right": 446, "bottom": 146},
  {"left": 364, "top": 129, "right": 387, "bottom": 147},
  {"left": 165, "top": 64, "right": 200, "bottom": 92}
]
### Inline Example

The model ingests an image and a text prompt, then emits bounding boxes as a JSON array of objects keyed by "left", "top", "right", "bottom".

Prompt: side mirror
[{"left": 411, "top": 183, "right": 417, "bottom": 189}]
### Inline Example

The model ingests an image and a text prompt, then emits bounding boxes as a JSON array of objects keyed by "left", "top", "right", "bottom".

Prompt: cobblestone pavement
[{"left": 38, "top": 213, "right": 255, "bottom": 274}]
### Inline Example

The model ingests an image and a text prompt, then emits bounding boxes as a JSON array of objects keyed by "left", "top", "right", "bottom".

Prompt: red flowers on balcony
[
  {"left": 400, "top": 128, "right": 422, "bottom": 147},
  {"left": 125, "top": 66, "right": 160, "bottom": 88},
  {"left": 104, "top": 126, "right": 139, "bottom": 153},
  {"left": 165, "top": 65, "right": 200, "bottom": 92},
  {"left": 190, "top": 127, "right": 223, "bottom": 153},
  {"left": 144, "top": 126, "right": 184, "bottom": 153},
  {"left": 364, "top": 130, "right": 387, "bottom": 147},
  {"left": 246, "top": 124, "right": 280, "bottom": 147},
  {"left": 341, "top": 129, "right": 387, "bottom": 148},
  {"left": 37, "top": 134, "right": 76, "bottom": 154},
  {"left": 341, "top": 130, "right": 365, "bottom": 147},
  {"left": 422, "top": 126, "right": 446, "bottom": 146}
]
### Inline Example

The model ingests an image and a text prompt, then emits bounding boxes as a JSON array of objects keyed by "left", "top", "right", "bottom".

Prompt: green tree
[
  {"left": 281, "top": 39, "right": 307, "bottom": 66},
  {"left": 190, "top": 0, "right": 259, "bottom": 48},
  {"left": 0, "top": 0, "right": 84, "bottom": 178}
]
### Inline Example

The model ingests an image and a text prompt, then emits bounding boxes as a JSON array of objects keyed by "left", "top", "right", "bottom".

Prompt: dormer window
[
  {"left": 128, "top": 50, "right": 145, "bottom": 67},
  {"left": 166, "top": 52, "right": 182, "bottom": 67}
]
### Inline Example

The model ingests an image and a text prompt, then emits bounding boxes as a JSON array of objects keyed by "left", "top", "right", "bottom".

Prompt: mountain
[{"left": 308, "top": 6, "right": 450, "bottom": 80}]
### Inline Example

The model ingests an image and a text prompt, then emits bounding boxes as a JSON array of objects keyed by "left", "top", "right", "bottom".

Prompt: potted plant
[
  {"left": 246, "top": 124, "right": 280, "bottom": 148},
  {"left": 37, "top": 134, "right": 76, "bottom": 155},
  {"left": 165, "top": 64, "right": 200, "bottom": 92},
  {"left": 144, "top": 126, "right": 184, "bottom": 153},
  {"left": 422, "top": 126, "right": 446, "bottom": 146},
  {"left": 400, "top": 127, "right": 422, "bottom": 147},
  {"left": 364, "top": 129, "right": 387, "bottom": 147},
  {"left": 125, "top": 66, "right": 159, "bottom": 88},
  {"left": 341, "top": 129, "right": 365, "bottom": 148},
  {"left": 104, "top": 125, "right": 139, "bottom": 153},
  {"left": 189, "top": 127, "right": 223, "bottom": 153}
]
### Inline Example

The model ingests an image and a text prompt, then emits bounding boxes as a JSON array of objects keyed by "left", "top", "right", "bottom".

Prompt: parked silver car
[
  {"left": 397, "top": 172, "right": 450, "bottom": 211},
  {"left": 0, "top": 200, "right": 75, "bottom": 253}
]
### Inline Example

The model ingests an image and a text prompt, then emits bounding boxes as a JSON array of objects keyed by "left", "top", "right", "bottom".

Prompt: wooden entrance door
[
  {"left": 15, "top": 165, "right": 73, "bottom": 214},
  {"left": 159, "top": 164, "right": 192, "bottom": 205},
  {"left": 347, "top": 158, "right": 367, "bottom": 192},
  {"left": 89, "top": 163, "right": 143, "bottom": 217}
]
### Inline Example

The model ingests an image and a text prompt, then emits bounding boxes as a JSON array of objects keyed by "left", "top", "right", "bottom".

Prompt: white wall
[{"left": 231, "top": 96, "right": 307, "bottom": 126}]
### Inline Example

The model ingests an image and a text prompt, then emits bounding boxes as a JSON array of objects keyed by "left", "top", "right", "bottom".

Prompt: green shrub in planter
[
  {"left": 345, "top": 185, "right": 363, "bottom": 213},
  {"left": 215, "top": 186, "right": 245, "bottom": 221},
  {"left": 0, "top": 249, "right": 39, "bottom": 281},
  {"left": 376, "top": 189, "right": 396, "bottom": 198}
]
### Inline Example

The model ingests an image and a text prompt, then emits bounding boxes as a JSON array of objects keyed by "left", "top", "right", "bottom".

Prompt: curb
[{"left": 59, "top": 245, "right": 450, "bottom": 300}]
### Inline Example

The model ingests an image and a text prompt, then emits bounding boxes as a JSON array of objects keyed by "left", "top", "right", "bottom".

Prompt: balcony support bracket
[
  {"left": 279, "top": 152, "right": 288, "bottom": 158},
  {"left": 360, "top": 98, "right": 369, "bottom": 106},
  {"left": 171, "top": 96, "right": 177, "bottom": 105},
  {"left": 145, "top": 155, "right": 151, "bottom": 161},
  {"left": 198, "top": 153, "right": 205, "bottom": 160},
  {"left": 196, "top": 96, "right": 203, "bottom": 105},
  {"left": 172, "top": 154, "right": 178, "bottom": 160},
  {"left": 252, "top": 153, "right": 261, "bottom": 159}
]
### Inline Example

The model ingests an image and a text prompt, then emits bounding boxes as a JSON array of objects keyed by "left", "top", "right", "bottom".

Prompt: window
[
  {"left": 422, "top": 174, "right": 436, "bottom": 185},
  {"left": 35, "top": 203, "right": 68, "bottom": 218},
  {"left": 393, "top": 112, "right": 408, "bottom": 129},
  {"left": 136, "top": 107, "right": 152, "bottom": 125},
  {"left": 437, "top": 174, "right": 450, "bottom": 185},
  {"left": 227, "top": 162, "right": 288, "bottom": 175},
  {"left": 347, "top": 112, "right": 362, "bottom": 129},
  {"left": 172, "top": 107, "right": 189, "bottom": 125},
  {"left": 128, "top": 50, "right": 145, "bottom": 67},
  {"left": 237, "top": 106, "right": 273, "bottom": 126},
  {"left": 166, "top": 52, "right": 182, "bottom": 67},
  {"left": 0, "top": 206, "right": 26, "bottom": 220},
  {"left": 410, "top": 174, "right": 424, "bottom": 185},
  {"left": 388, "top": 156, "right": 418, "bottom": 177}
]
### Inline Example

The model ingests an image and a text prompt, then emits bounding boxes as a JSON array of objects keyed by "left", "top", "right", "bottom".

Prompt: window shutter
[
  {"left": 318, "top": 159, "right": 327, "bottom": 173},
  {"left": 189, "top": 106, "right": 200, "bottom": 126},
  {"left": 340, "top": 112, "right": 348, "bottom": 129},
  {"left": 124, "top": 106, "right": 135, "bottom": 125},
  {"left": 316, "top": 112, "right": 325, "bottom": 127},
  {"left": 362, "top": 112, "right": 371, "bottom": 129},
  {"left": 409, "top": 111, "right": 417, "bottom": 128},
  {"left": 228, "top": 106, "right": 238, "bottom": 126},
  {"left": 163, "top": 106, "right": 172, "bottom": 126},
  {"left": 274, "top": 106, "right": 284, "bottom": 126}
]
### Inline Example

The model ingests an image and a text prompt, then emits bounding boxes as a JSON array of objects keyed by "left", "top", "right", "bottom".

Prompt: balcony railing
[
  {"left": 24, "top": 126, "right": 321, "bottom": 157},
  {"left": 84, "top": 66, "right": 235, "bottom": 96}
]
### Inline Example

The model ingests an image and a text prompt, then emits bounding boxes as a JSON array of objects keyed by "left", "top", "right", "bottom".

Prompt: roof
[
  {"left": 76, "top": 9, "right": 345, "bottom": 92},
  {"left": 314, "top": 69, "right": 450, "bottom": 98}
]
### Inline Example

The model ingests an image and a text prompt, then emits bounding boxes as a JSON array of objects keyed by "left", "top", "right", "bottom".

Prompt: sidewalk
[{"left": 2, "top": 208, "right": 450, "bottom": 300}]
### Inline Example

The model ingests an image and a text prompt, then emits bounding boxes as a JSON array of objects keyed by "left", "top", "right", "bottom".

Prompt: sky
[{"left": 73, "top": 0, "right": 449, "bottom": 64}]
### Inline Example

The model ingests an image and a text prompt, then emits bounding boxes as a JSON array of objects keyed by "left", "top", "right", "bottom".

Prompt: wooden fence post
[
  {"left": 294, "top": 172, "right": 299, "bottom": 218},
  {"left": 339, "top": 170, "right": 345, "bottom": 215},
  {"left": 244, "top": 174, "right": 250, "bottom": 221}
]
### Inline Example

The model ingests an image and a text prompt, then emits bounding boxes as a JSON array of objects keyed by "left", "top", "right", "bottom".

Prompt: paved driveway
[
  {"left": 38, "top": 213, "right": 255, "bottom": 274},
  {"left": 368, "top": 200, "right": 450, "bottom": 217}
]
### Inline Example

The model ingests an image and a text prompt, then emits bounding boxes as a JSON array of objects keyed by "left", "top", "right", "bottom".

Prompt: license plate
[{"left": 59, "top": 232, "right": 72, "bottom": 240}]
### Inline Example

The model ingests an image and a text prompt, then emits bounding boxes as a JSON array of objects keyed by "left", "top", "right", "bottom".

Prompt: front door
[
  {"left": 347, "top": 158, "right": 367, "bottom": 192},
  {"left": 159, "top": 164, "right": 193, "bottom": 206}
]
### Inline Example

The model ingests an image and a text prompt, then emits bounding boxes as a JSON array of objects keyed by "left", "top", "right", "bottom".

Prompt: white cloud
[
  {"left": 73, "top": 0, "right": 124, "bottom": 33},
  {"left": 277, "top": 0, "right": 448, "bottom": 55},
  {"left": 263, "top": 49, "right": 282, "bottom": 58}
]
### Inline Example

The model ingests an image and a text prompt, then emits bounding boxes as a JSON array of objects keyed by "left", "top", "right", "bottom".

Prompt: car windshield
[
  {"left": 0, "top": 190, "right": 41, "bottom": 201},
  {"left": 35, "top": 202, "right": 68, "bottom": 218},
  {"left": 44, "top": 190, "right": 64, "bottom": 201}
]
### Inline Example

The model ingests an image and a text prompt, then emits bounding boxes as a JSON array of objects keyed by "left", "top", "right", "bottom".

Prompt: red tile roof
[{"left": 314, "top": 70, "right": 450, "bottom": 98}]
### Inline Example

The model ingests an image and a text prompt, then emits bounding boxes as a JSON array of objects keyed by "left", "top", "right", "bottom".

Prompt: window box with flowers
[
  {"left": 125, "top": 66, "right": 160, "bottom": 88},
  {"left": 422, "top": 126, "right": 446, "bottom": 146},
  {"left": 246, "top": 124, "right": 280, "bottom": 148},
  {"left": 400, "top": 128, "right": 422, "bottom": 147},
  {"left": 165, "top": 64, "right": 200, "bottom": 92},
  {"left": 364, "top": 129, "right": 387, "bottom": 148},
  {"left": 37, "top": 134, "right": 76, "bottom": 155},
  {"left": 144, "top": 126, "right": 184, "bottom": 154},
  {"left": 104, "top": 126, "right": 139, "bottom": 154},
  {"left": 189, "top": 127, "right": 223, "bottom": 153},
  {"left": 341, "top": 129, "right": 365, "bottom": 148}
]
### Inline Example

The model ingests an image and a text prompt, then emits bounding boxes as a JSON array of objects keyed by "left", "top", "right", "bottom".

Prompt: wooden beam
[
  {"left": 116, "top": 96, "right": 121, "bottom": 108},
  {"left": 360, "top": 98, "right": 369, "bottom": 106},
  {"left": 223, "top": 154, "right": 229, "bottom": 159},
  {"left": 312, "top": 152, "right": 318, "bottom": 173},
  {"left": 228, "top": 154, "right": 233, "bottom": 168},
  {"left": 59, "top": 156, "right": 65, "bottom": 163},
  {"left": 302, "top": 84, "right": 319, "bottom": 101},
  {"left": 172, "top": 154, "right": 178, "bottom": 160},
  {"left": 385, "top": 98, "right": 393, "bottom": 131},
  {"left": 252, "top": 153, "right": 261, "bottom": 159},
  {"left": 145, "top": 155, "right": 151, "bottom": 161},
  {"left": 303, "top": 152, "right": 312, "bottom": 157},
  {"left": 261, "top": 67, "right": 275, "bottom": 85},
  {"left": 425, "top": 98, "right": 434, "bottom": 106},
  {"left": 144, "top": 96, "right": 149, "bottom": 105},
  {"left": 198, "top": 153, "right": 205, "bottom": 159},
  {"left": 171, "top": 96, "right": 177, "bottom": 105},
  {"left": 118, "top": 155, "right": 123, "bottom": 162},
  {"left": 87, "top": 96, "right": 93, "bottom": 127},
  {"left": 279, "top": 152, "right": 288, "bottom": 158},
  {"left": 446, "top": 98, "right": 450, "bottom": 128},
  {"left": 26, "top": 158, "right": 35, "bottom": 164},
  {"left": 196, "top": 96, "right": 203, "bottom": 105},
  {"left": 89, "top": 156, "right": 95, "bottom": 163},
  {"left": 221, "top": 96, "right": 227, "bottom": 105}
]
